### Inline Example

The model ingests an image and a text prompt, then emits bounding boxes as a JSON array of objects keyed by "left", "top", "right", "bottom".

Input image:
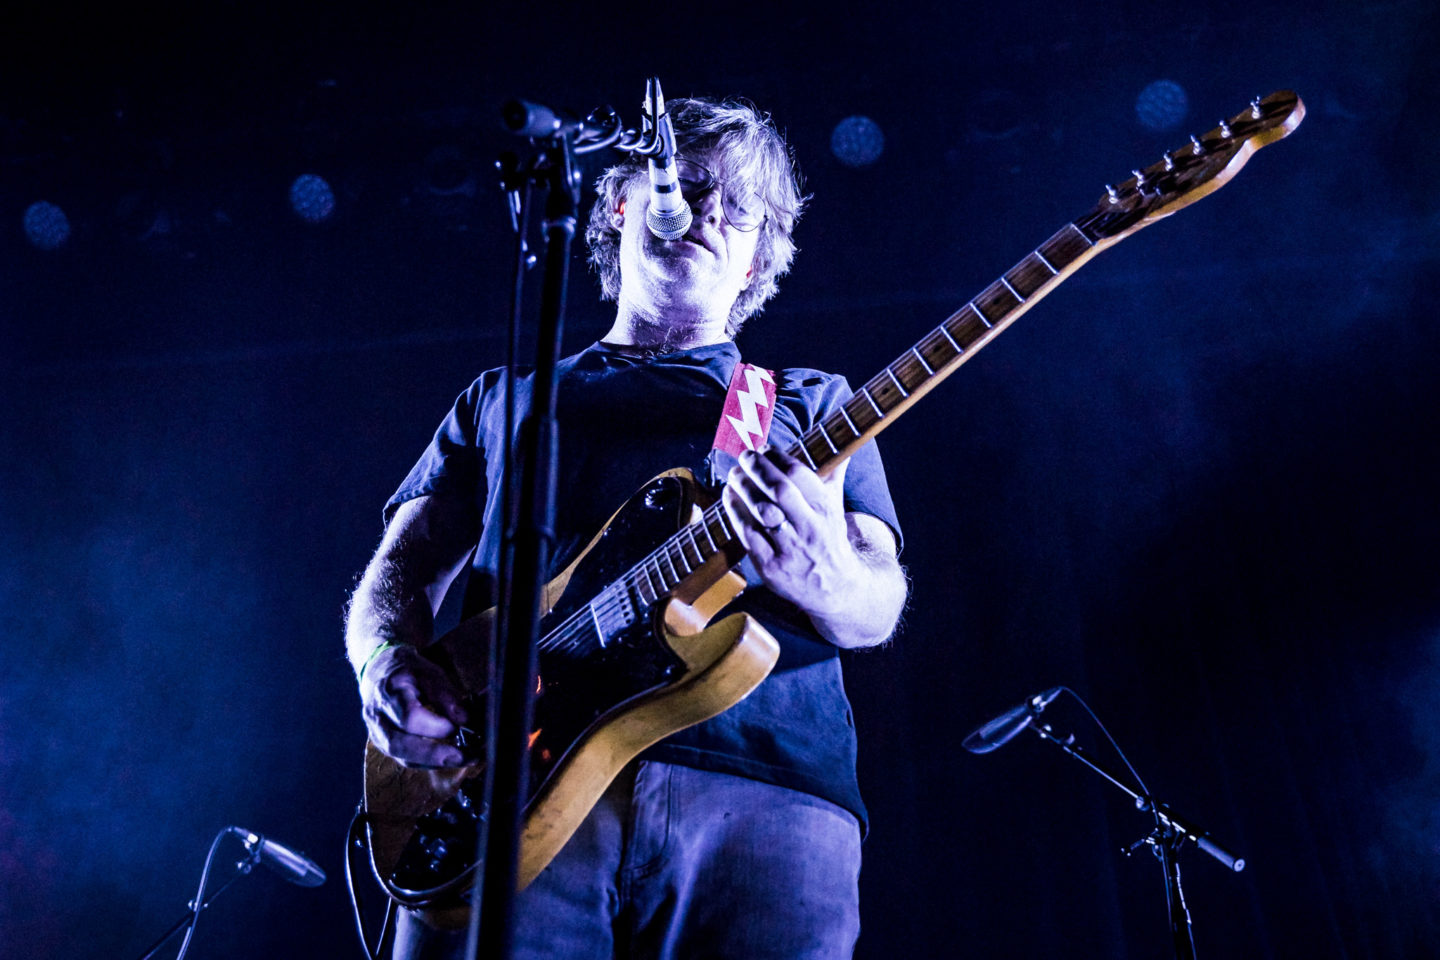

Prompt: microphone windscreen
[{"left": 646, "top": 205, "right": 693, "bottom": 241}]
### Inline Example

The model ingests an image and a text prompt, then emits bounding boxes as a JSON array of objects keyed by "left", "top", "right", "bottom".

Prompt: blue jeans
[{"left": 391, "top": 761, "right": 862, "bottom": 959}]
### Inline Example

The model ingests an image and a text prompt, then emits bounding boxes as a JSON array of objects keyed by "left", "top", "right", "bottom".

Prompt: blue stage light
[
  {"left": 1136, "top": 80, "right": 1188, "bottom": 132},
  {"left": 831, "top": 116, "right": 885, "bottom": 168},
  {"left": 24, "top": 201, "right": 70, "bottom": 250},
  {"left": 289, "top": 174, "right": 335, "bottom": 223}
]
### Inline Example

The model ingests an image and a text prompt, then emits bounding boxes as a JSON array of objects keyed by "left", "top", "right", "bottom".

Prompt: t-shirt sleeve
[
  {"left": 797, "top": 372, "right": 904, "bottom": 555},
  {"left": 382, "top": 378, "right": 489, "bottom": 527},
  {"left": 843, "top": 438, "right": 903, "bottom": 555}
]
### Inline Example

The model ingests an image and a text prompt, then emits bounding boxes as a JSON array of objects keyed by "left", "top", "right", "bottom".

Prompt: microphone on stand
[
  {"left": 962, "top": 686, "right": 1065, "bottom": 754},
  {"left": 228, "top": 827, "right": 327, "bottom": 887},
  {"left": 642, "top": 77, "right": 692, "bottom": 241}
]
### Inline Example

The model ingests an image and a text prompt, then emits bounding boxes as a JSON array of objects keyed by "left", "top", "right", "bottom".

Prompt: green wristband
[{"left": 358, "top": 641, "right": 403, "bottom": 683}]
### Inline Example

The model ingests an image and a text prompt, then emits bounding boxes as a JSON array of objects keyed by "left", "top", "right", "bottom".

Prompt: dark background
[{"left": 4, "top": 2, "right": 1437, "bottom": 957}]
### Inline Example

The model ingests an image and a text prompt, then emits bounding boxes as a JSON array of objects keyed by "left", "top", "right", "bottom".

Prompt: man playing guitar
[{"left": 346, "top": 95, "right": 907, "bottom": 959}]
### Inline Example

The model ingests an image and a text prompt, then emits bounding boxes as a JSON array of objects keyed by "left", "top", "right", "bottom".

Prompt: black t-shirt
[{"left": 386, "top": 340, "right": 902, "bottom": 827}]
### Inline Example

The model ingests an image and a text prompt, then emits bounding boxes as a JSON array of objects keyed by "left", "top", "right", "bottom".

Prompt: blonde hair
[{"left": 584, "top": 97, "right": 807, "bottom": 336}]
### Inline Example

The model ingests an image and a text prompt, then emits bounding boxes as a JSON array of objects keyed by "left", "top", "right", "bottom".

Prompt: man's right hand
[{"left": 360, "top": 643, "right": 471, "bottom": 769}]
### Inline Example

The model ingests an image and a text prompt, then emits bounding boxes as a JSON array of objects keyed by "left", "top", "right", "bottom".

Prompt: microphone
[
  {"left": 642, "top": 77, "right": 692, "bottom": 241},
  {"left": 229, "top": 827, "right": 327, "bottom": 887},
  {"left": 962, "top": 686, "right": 1064, "bottom": 754},
  {"left": 500, "top": 99, "right": 594, "bottom": 139}
]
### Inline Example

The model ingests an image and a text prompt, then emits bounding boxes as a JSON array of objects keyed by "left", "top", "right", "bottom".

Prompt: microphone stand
[
  {"left": 467, "top": 128, "right": 579, "bottom": 960},
  {"left": 135, "top": 870, "right": 250, "bottom": 960},
  {"left": 1025, "top": 721, "right": 1245, "bottom": 960},
  {"left": 134, "top": 834, "right": 263, "bottom": 960},
  {"left": 466, "top": 86, "right": 673, "bottom": 960}
]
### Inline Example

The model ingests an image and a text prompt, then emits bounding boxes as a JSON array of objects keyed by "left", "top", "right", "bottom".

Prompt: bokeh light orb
[
  {"left": 23, "top": 201, "right": 70, "bottom": 250},
  {"left": 831, "top": 116, "right": 885, "bottom": 168},
  {"left": 289, "top": 174, "right": 335, "bottom": 223},
  {"left": 1136, "top": 80, "right": 1189, "bottom": 132}
]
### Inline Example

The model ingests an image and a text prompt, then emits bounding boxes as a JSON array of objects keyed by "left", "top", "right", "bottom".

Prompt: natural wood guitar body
[{"left": 363, "top": 469, "right": 780, "bottom": 928}]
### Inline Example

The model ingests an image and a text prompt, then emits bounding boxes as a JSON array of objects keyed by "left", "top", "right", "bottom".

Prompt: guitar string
[
  {"left": 539, "top": 510, "right": 727, "bottom": 653},
  {"left": 532, "top": 499, "right": 738, "bottom": 656}
]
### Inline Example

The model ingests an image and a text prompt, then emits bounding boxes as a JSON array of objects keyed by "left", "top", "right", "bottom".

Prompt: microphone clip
[{"left": 500, "top": 78, "right": 681, "bottom": 160}]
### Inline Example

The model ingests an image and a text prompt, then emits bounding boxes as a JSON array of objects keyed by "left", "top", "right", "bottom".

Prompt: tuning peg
[
  {"left": 1163, "top": 151, "right": 1175, "bottom": 171},
  {"left": 1105, "top": 184, "right": 1120, "bottom": 203},
  {"left": 1250, "top": 97, "right": 1263, "bottom": 120},
  {"left": 1190, "top": 134, "right": 1205, "bottom": 155},
  {"left": 1131, "top": 169, "right": 1147, "bottom": 189},
  {"left": 1218, "top": 119, "right": 1233, "bottom": 138}
]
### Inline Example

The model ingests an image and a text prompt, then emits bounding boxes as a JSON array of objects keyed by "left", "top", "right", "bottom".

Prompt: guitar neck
[
  {"left": 790, "top": 218, "right": 1107, "bottom": 474},
  {"left": 609, "top": 216, "right": 1112, "bottom": 612}
]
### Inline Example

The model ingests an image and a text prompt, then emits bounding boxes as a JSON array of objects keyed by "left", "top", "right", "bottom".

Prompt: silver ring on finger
[{"left": 756, "top": 501, "right": 786, "bottom": 530}]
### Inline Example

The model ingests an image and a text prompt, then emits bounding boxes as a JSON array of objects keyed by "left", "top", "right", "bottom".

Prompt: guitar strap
[{"left": 711, "top": 361, "right": 778, "bottom": 456}]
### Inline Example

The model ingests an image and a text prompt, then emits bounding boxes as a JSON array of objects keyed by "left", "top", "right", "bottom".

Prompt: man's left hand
[{"left": 723, "top": 446, "right": 854, "bottom": 611}]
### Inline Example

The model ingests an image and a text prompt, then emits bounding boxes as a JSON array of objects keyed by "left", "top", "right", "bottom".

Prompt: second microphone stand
[{"left": 1026, "top": 719, "right": 1245, "bottom": 960}]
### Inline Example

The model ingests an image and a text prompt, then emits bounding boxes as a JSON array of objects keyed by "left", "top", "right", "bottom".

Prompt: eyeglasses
[{"left": 674, "top": 158, "right": 768, "bottom": 232}]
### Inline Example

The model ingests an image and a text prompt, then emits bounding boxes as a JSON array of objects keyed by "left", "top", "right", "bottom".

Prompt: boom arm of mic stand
[{"left": 1027, "top": 723, "right": 1246, "bottom": 872}]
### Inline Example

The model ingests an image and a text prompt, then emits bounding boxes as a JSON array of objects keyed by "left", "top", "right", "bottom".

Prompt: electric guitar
[{"left": 362, "top": 91, "right": 1305, "bottom": 927}]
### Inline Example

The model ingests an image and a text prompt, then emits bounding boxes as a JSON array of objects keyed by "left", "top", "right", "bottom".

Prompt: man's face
[{"left": 615, "top": 148, "right": 762, "bottom": 321}]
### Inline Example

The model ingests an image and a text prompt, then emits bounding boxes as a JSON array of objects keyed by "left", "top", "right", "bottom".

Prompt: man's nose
[{"left": 689, "top": 183, "right": 724, "bottom": 223}]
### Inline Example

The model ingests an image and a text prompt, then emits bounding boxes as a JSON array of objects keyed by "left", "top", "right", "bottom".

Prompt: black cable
[
  {"left": 345, "top": 809, "right": 396, "bottom": 960},
  {"left": 1059, "top": 686, "right": 1149, "bottom": 797},
  {"left": 1058, "top": 685, "right": 1161, "bottom": 830},
  {"left": 137, "top": 828, "right": 252, "bottom": 960}
]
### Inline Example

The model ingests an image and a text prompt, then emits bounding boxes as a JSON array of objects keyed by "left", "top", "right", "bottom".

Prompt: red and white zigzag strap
[{"left": 712, "top": 362, "right": 778, "bottom": 456}]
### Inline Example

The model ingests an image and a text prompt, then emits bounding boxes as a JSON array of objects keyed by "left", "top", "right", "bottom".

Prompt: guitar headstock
[{"left": 1081, "top": 90, "right": 1305, "bottom": 244}]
